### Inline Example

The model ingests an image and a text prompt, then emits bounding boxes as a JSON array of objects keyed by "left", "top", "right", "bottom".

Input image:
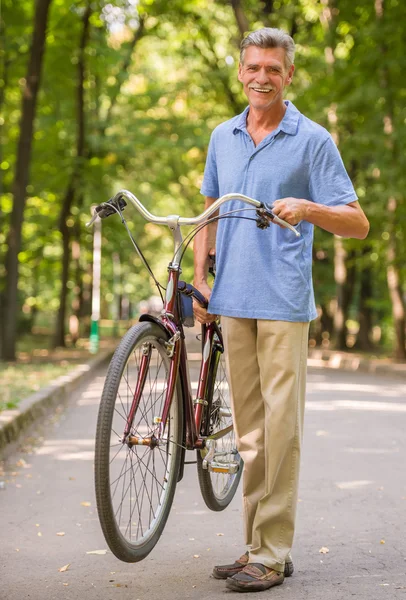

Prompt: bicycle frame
[{"left": 127, "top": 261, "right": 222, "bottom": 451}]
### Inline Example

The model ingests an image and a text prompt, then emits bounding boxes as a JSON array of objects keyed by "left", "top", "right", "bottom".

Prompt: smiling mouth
[{"left": 250, "top": 87, "right": 273, "bottom": 93}]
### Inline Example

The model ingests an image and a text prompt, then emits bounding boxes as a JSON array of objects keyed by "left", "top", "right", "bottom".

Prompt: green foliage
[{"left": 1, "top": 0, "right": 405, "bottom": 353}]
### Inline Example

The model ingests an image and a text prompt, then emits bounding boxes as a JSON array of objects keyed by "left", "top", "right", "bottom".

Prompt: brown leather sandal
[
  {"left": 212, "top": 551, "right": 294, "bottom": 580},
  {"left": 226, "top": 563, "right": 284, "bottom": 592}
]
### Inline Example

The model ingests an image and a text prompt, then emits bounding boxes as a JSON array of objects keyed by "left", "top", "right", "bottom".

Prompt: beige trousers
[{"left": 221, "top": 317, "right": 309, "bottom": 573}]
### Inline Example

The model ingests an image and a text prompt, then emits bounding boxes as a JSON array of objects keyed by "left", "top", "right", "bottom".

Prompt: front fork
[{"left": 124, "top": 329, "right": 182, "bottom": 447}]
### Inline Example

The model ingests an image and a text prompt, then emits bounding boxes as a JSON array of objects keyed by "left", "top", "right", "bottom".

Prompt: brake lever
[
  {"left": 86, "top": 211, "right": 99, "bottom": 228},
  {"left": 256, "top": 207, "right": 301, "bottom": 237}
]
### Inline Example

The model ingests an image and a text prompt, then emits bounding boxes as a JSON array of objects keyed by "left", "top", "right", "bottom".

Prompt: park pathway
[{"left": 1, "top": 361, "right": 406, "bottom": 600}]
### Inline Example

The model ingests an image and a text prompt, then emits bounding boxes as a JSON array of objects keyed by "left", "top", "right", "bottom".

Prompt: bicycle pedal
[{"left": 207, "top": 461, "right": 239, "bottom": 475}]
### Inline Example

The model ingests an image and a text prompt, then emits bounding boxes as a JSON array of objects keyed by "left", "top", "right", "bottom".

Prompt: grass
[
  {"left": 0, "top": 362, "right": 80, "bottom": 411},
  {"left": 0, "top": 332, "right": 118, "bottom": 413}
]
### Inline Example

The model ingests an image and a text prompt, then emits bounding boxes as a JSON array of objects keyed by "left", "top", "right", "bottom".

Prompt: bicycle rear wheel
[
  {"left": 95, "top": 322, "right": 183, "bottom": 562},
  {"left": 197, "top": 336, "right": 242, "bottom": 511}
]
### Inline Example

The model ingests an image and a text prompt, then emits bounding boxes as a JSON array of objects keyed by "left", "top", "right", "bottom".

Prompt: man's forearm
[
  {"left": 303, "top": 200, "right": 369, "bottom": 239},
  {"left": 194, "top": 196, "right": 218, "bottom": 284},
  {"left": 273, "top": 198, "right": 369, "bottom": 239}
]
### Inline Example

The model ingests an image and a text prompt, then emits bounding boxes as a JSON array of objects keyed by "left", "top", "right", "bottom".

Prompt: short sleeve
[
  {"left": 200, "top": 132, "right": 219, "bottom": 198},
  {"left": 309, "top": 136, "right": 357, "bottom": 207}
]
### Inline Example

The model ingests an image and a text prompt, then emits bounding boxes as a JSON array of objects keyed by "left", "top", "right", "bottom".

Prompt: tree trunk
[
  {"left": 386, "top": 199, "right": 406, "bottom": 360},
  {"left": 356, "top": 248, "right": 374, "bottom": 352},
  {"left": 1, "top": 0, "right": 52, "bottom": 361},
  {"left": 333, "top": 240, "right": 356, "bottom": 350},
  {"left": 230, "top": 0, "right": 249, "bottom": 39},
  {"left": 53, "top": 5, "right": 91, "bottom": 347}
]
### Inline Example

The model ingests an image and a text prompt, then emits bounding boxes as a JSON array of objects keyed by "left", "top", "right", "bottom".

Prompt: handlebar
[{"left": 86, "top": 189, "right": 300, "bottom": 237}]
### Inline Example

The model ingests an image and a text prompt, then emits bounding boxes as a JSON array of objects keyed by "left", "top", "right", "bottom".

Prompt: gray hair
[{"left": 240, "top": 28, "right": 295, "bottom": 69}]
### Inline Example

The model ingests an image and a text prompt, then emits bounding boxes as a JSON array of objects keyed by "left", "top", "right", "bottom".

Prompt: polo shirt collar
[{"left": 233, "top": 100, "right": 300, "bottom": 136}]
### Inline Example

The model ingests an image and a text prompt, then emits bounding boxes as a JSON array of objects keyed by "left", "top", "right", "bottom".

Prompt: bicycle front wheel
[
  {"left": 95, "top": 322, "right": 183, "bottom": 562},
  {"left": 197, "top": 340, "right": 242, "bottom": 511}
]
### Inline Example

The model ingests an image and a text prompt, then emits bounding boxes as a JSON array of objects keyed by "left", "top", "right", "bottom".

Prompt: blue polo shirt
[{"left": 200, "top": 101, "right": 357, "bottom": 322}]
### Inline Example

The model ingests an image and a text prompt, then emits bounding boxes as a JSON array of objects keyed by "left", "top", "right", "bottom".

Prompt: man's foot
[
  {"left": 212, "top": 552, "right": 294, "bottom": 580},
  {"left": 226, "top": 564, "right": 284, "bottom": 592},
  {"left": 212, "top": 551, "right": 249, "bottom": 580}
]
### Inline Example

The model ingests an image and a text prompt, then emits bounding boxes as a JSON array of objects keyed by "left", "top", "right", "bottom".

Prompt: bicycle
[{"left": 87, "top": 190, "right": 299, "bottom": 563}]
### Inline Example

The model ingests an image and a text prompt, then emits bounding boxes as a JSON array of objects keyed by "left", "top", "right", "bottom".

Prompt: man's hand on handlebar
[
  {"left": 271, "top": 197, "right": 309, "bottom": 226},
  {"left": 193, "top": 281, "right": 217, "bottom": 324}
]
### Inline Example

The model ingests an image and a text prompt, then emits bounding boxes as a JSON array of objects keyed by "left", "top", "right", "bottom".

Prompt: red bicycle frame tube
[
  {"left": 194, "top": 322, "right": 217, "bottom": 433},
  {"left": 123, "top": 344, "right": 152, "bottom": 440}
]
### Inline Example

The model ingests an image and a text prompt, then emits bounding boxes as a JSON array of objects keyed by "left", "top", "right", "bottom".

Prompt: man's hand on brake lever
[
  {"left": 271, "top": 197, "right": 309, "bottom": 227},
  {"left": 193, "top": 281, "right": 217, "bottom": 324}
]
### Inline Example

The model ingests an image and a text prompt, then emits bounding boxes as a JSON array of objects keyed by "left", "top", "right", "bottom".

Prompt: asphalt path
[{"left": 1, "top": 362, "right": 406, "bottom": 600}]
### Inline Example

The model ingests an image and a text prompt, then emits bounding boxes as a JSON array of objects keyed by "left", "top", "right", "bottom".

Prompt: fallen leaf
[
  {"left": 81, "top": 501, "right": 91, "bottom": 507},
  {"left": 69, "top": 477, "right": 75, "bottom": 481},
  {"left": 189, "top": 537, "right": 195, "bottom": 541},
  {"left": 59, "top": 564, "right": 70, "bottom": 572},
  {"left": 35, "top": 523, "right": 40, "bottom": 527},
  {"left": 216, "top": 533, "right": 224, "bottom": 537},
  {"left": 86, "top": 550, "right": 107, "bottom": 555},
  {"left": 192, "top": 585, "right": 196, "bottom": 588},
  {"left": 16, "top": 549, "right": 20, "bottom": 552},
  {"left": 56, "top": 532, "right": 65, "bottom": 536},
  {"left": 319, "top": 547, "right": 329, "bottom": 554},
  {"left": 193, "top": 554, "right": 200, "bottom": 559},
  {"left": 63, "top": 583, "right": 69, "bottom": 587},
  {"left": 380, "top": 539, "right": 385, "bottom": 544},
  {"left": 114, "top": 584, "right": 128, "bottom": 588},
  {"left": 37, "top": 532, "right": 42, "bottom": 537}
]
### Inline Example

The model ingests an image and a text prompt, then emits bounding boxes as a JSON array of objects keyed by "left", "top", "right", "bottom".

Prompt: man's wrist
[{"left": 194, "top": 273, "right": 208, "bottom": 284}]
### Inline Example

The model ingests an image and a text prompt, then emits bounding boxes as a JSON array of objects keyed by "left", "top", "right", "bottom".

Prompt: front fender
[{"left": 139, "top": 314, "right": 173, "bottom": 339}]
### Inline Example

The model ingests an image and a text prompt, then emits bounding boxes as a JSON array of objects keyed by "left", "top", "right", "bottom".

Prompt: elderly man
[{"left": 193, "top": 27, "right": 368, "bottom": 593}]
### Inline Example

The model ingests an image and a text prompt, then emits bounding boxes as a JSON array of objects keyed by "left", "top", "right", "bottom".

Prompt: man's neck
[{"left": 246, "top": 101, "right": 287, "bottom": 134}]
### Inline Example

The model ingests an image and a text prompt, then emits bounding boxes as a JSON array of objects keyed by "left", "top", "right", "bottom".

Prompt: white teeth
[{"left": 253, "top": 88, "right": 271, "bottom": 92}]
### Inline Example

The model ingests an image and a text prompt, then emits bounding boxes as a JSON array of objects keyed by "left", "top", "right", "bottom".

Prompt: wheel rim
[
  {"left": 107, "top": 336, "right": 179, "bottom": 546},
  {"left": 204, "top": 347, "right": 241, "bottom": 500}
]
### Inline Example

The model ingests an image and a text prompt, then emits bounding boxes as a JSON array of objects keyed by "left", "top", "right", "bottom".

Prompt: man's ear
[
  {"left": 238, "top": 63, "right": 243, "bottom": 83},
  {"left": 285, "top": 64, "right": 295, "bottom": 86}
]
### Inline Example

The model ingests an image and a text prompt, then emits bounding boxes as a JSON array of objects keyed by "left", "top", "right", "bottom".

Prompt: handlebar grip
[
  {"left": 178, "top": 281, "right": 208, "bottom": 308},
  {"left": 262, "top": 204, "right": 301, "bottom": 237}
]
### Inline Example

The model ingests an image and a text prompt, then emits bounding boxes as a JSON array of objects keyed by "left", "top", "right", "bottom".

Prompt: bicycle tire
[
  {"left": 95, "top": 322, "right": 183, "bottom": 562},
  {"left": 196, "top": 338, "right": 242, "bottom": 511}
]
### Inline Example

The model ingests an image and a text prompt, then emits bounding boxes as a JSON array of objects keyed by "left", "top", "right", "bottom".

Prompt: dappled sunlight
[
  {"left": 76, "top": 383, "right": 105, "bottom": 406},
  {"left": 344, "top": 447, "right": 399, "bottom": 455},
  {"left": 306, "top": 400, "right": 406, "bottom": 412},
  {"left": 307, "top": 381, "right": 406, "bottom": 397},
  {"left": 36, "top": 438, "right": 95, "bottom": 461},
  {"left": 336, "top": 480, "right": 374, "bottom": 490}
]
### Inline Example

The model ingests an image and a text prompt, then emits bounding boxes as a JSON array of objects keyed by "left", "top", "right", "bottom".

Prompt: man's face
[{"left": 238, "top": 46, "right": 294, "bottom": 111}]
